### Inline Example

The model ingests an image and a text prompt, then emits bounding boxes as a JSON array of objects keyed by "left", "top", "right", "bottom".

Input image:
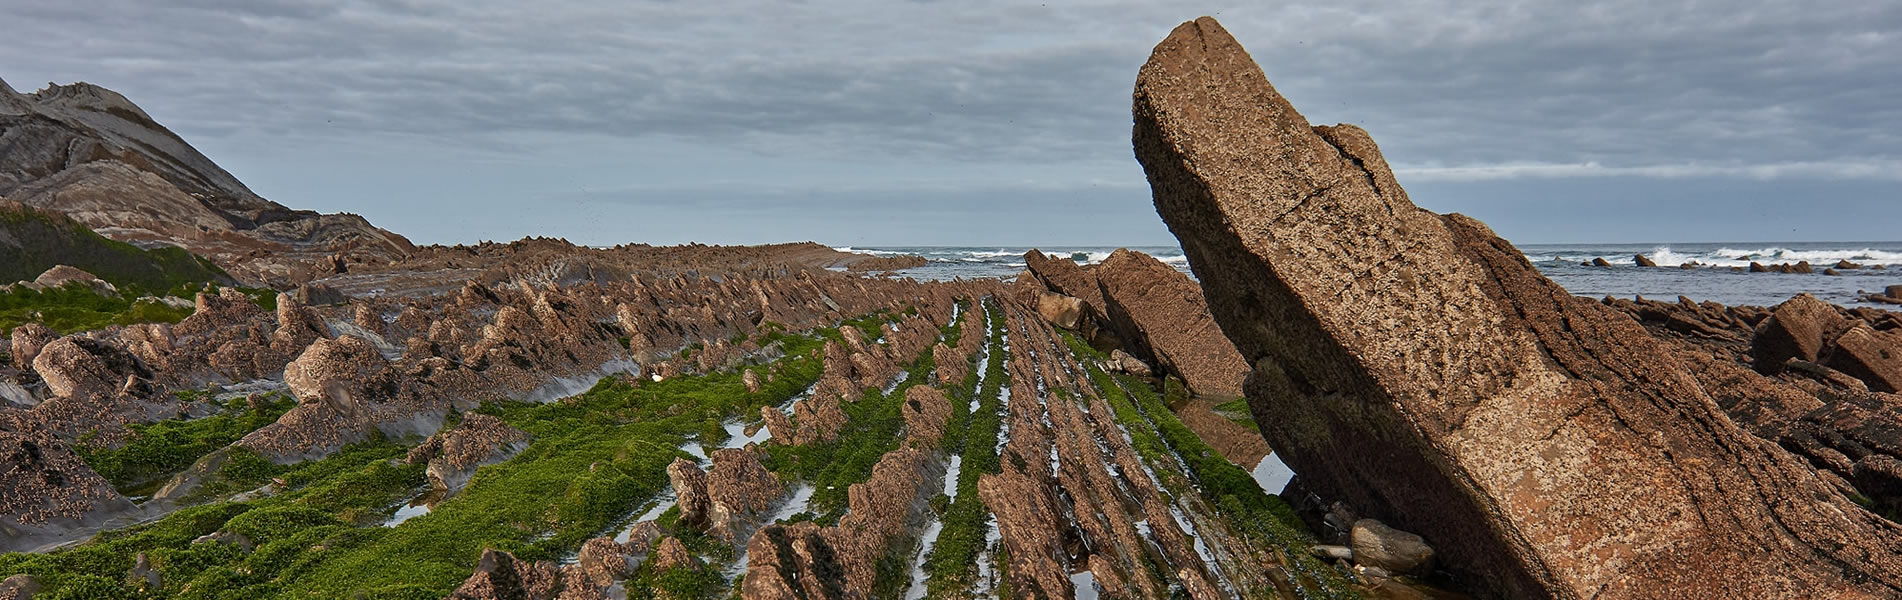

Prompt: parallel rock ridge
[{"left": 1134, "top": 16, "right": 1902, "bottom": 599}]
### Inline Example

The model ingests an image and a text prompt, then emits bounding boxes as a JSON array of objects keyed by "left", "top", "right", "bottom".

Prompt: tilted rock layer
[{"left": 1133, "top": 16, "right": 1902, "bottom": 599}]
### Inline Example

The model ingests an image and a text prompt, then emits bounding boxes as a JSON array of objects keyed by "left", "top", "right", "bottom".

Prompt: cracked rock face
[
  {"left": 704, "top": 447, "right": 783, "bottom": 542},
  {"left": 1134, "top": 16, "right": 1902, "bottom": 599}
]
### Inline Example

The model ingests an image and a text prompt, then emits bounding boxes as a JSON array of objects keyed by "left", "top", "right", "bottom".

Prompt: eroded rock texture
[
  {"left": 1022, "top": 248, "right": 1246, "bottom": 397},
  {"left": 1133, "top": 16, "right": 1902, "bottom": 599}
]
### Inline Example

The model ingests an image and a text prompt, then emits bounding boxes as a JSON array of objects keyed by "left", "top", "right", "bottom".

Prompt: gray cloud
[{"left": 2, "top": 0, "right": 1898, "bottom": 245}]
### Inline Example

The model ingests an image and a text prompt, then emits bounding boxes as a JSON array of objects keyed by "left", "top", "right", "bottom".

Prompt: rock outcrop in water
[{"left": 1134, "top": 16, "right": 1902, "bottom": 599}]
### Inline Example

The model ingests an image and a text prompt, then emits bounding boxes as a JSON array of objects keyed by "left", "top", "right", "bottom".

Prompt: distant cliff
[{"left": 0, "top": 77, "right": 412, "bottom": 287}]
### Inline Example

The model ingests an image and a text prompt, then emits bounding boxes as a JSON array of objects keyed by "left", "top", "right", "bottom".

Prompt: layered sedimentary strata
[
  {"left": 741, "top": 446, "right": 946, "bottom": 599},
  {"left": 1608, "top": 293, "right": 1902, "bottom": 518},
  {"left": 971, "top": 302, "right": 1229, "bottom": 598},
  {"left": 1133, "top": 15, "right": 1902, "bottom": 599},
  {"left": 1021, "top": 248, "right": 1246, "bottom": 397},
  {"left": 0, "top": 78, "right": 413, "bottom": 287}
]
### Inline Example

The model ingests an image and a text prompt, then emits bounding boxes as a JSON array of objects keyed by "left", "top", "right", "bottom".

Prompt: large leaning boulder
[{"left": 1132, "top": 16, "right": 1902, "bottom": 599}]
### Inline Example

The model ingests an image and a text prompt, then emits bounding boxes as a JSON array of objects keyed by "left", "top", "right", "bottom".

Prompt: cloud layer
[{"left": 4, "top": 0, "right": 1898, "bottom": 244}]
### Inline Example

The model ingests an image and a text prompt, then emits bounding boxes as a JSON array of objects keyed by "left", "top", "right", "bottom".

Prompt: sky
[{"left": 3, "top": 0, "right": 1898, "bottom": 247}]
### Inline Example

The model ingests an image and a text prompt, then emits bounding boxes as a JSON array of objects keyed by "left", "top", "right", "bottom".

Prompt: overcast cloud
[{"left": 3, "top": 0, "right": 1898, "bottom": 245}]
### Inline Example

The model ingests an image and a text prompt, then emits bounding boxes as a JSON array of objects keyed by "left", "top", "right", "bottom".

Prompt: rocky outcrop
[
  {"left": 844, "top": 255, "right": 928, "bottom": 272},
  {"left": 239, "top": 334, "right": 443, "bottom": 462},
  {"left": 742, "top": 446, "right": 945, "bottom": 598},
  {"left": 1750, "top": 294, "right": 1902, "bottom": 392},
  {"left": 667, "top": 458, "right": 712, "bottom": 531},
  {"left": 446, "top": 549, "right": 563, "bottom": 600},
  {"left": 703, "top": 447, "right": 783, "bottom": 542},
  {"left": 0, "top": 79, "right": 412, "bottom": 286},
  {"left": 18, "top": 265, "right": 116, "bottom": 296},
  {"left": 1021, "top": 248, "right": 1247, "bottom": 397},
  {"left": 0, "top": 425, "right": 140, "bottom": 552},
  {"left": 405, "top": 413, "right": 530, "bottom": 495},
  {"left": 1034, "top": 291, "right": 1087, "bottom": 330},
  {"left": 1092, "top": 248, "right": 1246, "bottom": 397},
  {"left": 1133, "top": 16, "right": 1902, "bottom": 599},
  {"left": 900, "top": 385, "right": 952, "bottom": 447},
  {"left": 0, "top": 574, "right": 40, "bottom": 600}
]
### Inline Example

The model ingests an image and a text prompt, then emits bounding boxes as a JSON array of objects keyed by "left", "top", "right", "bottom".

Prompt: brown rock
[
  {"left": 704, "top": 447, "right": 781, "bottom": 541},
  {"left": 743, "top": 369, "right": 762, "bottom": 394},
  {"left": 1751, "top": 262, "right": 1771, "bottom": 272},
  {"left": 7, "top": 324, "right": 55, "bottom": 370},
  {"left": 1108, "top": 349, "right": 1153, "bottom": 377},
  {"left": 667, "top": 458, "right": 710, "bottom": 531},
  {"left": 405, "top": 413, "right": 530, "bottom": 494},
  {"left": 0, "top": 574, "right": 40, "bottom": 600},
  {"left": 1094, "top": 248, "right": 1247, "bottom": 397},
  {"left": 447, "top": 548, "right": 562, "bottom": 600},
  {"left": 901, "top": 385, "right": 952, "bottom": 446},
  {"left": 1351, "top": 518, "right": 1435, "bottom": 575},
  {"left": 1824, "top": 324, "right": 1902, "bottom": 393},
  {"left": 741, "top": 522, "right": 844, "bottom": 600},
  {"left": 1591, "top": 257, "right": 1613, "bottom": 267},
  {"left": 1751, "top": 294, "right": 1847, "bottom": 373},
  {"left": 977, "top": 470, "right": 1071, "bottom": 600},
  {"left": 1034, "top": 291, "right": 1087, "bottom": 330},
  {"left": 32, "top": 265, "right": 114, "bottom": 295},
  {"left": 32, "top": 337, "right": 139, "bottom": 399},
  {"left": 1132, "top": 16, "right": 1902, "bottom": 599},
  {"left": 651, "top": 537, "right": 698, "bottom": 571},
  {"left": 283, "top": 335, "right": 390, "bottom": 414},
  {"left": 1633, "top": 254, "right": 1656, "bottom": 267}
]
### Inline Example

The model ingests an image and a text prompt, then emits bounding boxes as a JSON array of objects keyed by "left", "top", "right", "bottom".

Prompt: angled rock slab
[{"left": 1133, "top": 16, "right": 1902, "bottom": 599}]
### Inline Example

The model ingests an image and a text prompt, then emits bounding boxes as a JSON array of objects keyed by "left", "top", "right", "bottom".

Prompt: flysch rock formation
[
  {"left": 1021, "top": 248, "right": 1247, "bottom": 398},
  {"left": 1604, "top": 294, "right": 1902, "bottom": 520},
  {"left": 0, "top": 77, "right": 414, "bottom": 287},
  {"left": 1133, "top": 16, "right": 1902, "bottom": 599}
]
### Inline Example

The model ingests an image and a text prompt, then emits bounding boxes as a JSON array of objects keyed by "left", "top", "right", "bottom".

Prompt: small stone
[
  {"left": 1312, "top": 544, "right": 1354, "bottom": 561},
  {"left": 1350, "top": 519, "right": 1434, "bottom": 575}
]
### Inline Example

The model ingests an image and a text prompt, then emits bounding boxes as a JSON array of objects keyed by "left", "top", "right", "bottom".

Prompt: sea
[{"left": 844, "top": 243, "right": 1902, "bottom": 309}]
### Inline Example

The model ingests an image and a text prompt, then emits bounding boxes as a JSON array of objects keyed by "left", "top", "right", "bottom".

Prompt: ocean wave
[
  {"left": 1522, "top": 246, "right": 1902, "bottom": 268},
  {"left": 1708, "top": 247, "right": 1902, "bottom": 265}
]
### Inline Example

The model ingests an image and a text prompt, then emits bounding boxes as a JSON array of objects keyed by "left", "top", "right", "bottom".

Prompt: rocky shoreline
[{"left": 2, "top": 14, "right": 1901, "bottom": 600}]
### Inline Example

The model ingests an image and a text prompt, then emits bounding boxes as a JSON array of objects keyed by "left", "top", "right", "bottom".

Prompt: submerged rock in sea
[{"left": 1133, "top": 16, "right": 1902, "bottom": 598}]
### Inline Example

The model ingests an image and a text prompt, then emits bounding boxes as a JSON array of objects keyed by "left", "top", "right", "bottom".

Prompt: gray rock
[
  {"left": 192, "top": 531, "right": 254, "bottom": 551},
  {"left": 1311, "top": 544, "right": 1353, "bottom": 561},
  {"left": 1350, "top": 518, "right": 1434, "bottom": 575}
]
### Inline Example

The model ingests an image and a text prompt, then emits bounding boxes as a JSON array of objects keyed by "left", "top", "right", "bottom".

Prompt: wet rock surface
[{"left": 1134, "top": 16, "right": 1902, "bottom": 599}]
